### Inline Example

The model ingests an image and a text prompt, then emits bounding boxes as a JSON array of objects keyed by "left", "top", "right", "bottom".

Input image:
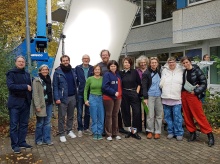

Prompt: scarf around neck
[
  {"left": 60, "top": 64, "right": 72, "bottom": 72},
  {"left": 38, "top": 73, "right": 53, "bottom": 104}
]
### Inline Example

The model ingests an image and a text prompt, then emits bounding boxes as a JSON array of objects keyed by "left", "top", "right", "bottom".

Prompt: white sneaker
[
  {"left": 60, "top": 136, "right": 67, "bottom": 142},
  {"left": 116, "top": 136, "right": 121, "bottom": 140},
  {"left": 67, "top": 131, "right": 77, "bottom": 138},
  {"left": 107, "top": 136, "right": 113, "bottom": 141},
  {"left": 78, "top": 130, "right": 83, "bottom": 137}
]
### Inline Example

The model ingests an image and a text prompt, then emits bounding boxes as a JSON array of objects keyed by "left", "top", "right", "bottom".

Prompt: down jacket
[
  {"left": 160, "top": 64, "right": 183, "bottom": 100},
  {"left": 182, "top": 64, "right": 207, "bottom": 98}
]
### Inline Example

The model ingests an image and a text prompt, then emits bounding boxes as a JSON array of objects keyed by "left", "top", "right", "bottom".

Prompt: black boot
[
  {"left": 188, "top": 131, "right": 196, "bottom": 142},
  {"left": 207, "top": 132, "right": 214, "bottom": 147},
  {"left": 125, "top": 132, "right": 132, "bottom": 138},
  {"left": 132, "top": 133, "right": 141, "bottom": 140}
]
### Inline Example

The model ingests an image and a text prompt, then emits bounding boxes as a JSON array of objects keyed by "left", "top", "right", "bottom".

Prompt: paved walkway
[{"left": 0, "top": 127, "right": 220, "bottom": 164}]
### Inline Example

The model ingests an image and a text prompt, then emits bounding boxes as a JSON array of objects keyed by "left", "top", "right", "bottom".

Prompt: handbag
[{"left": 184, "top": 71, "right": 196, "bottom": 92}]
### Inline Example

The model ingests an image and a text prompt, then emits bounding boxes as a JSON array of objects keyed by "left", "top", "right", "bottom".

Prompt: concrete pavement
[{"left": 0, "top": 128, "right": 219, "bottom": 164}]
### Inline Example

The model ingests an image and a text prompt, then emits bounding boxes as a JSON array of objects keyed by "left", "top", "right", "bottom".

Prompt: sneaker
[
  {"left": 167, "top": 134, "right": 174, "bottom": 139},
  {"left": 97, "top": 134, "right": 103, "bottom": 140},
  {"left": 83, "top": 129, "right": 93, "bottom": 135},
  {"left": 36, "top": 141, "right": 43, "bottom": 146},
  {"left": 176, "top": 136, "right": 183, "bottom": 141},
  {"left": 60, "top": 136, "right": 67, "bottom": 142},
  {"left": 115, "top": 136, "right": 121, "bottom": 140},
  {"left": 67, "top": 131, "right": 77, "bottom": 138},
  {"left": 19, "top": 143, "right": 33, "bottom": 149},
  {"left": 12, "top": 147, "right": 21, "bottom": 154},
  {"left": 93, "top": 134, "right": 98, "bottom": 140},
  {"left": 78, "top": 130, "right": 83, "bottom": 137},
  {"left": 107, "top": 136, "right": 113, "bottom": 141}
]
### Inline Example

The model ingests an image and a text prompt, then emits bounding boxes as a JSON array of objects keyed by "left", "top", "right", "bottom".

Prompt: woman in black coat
[{"left": 181, "top": 56, "right": 214, "bottom": 147}]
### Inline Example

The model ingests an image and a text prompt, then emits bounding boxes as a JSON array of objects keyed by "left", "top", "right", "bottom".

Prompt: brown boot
[
  {"left": 146, "top": 132, "right": 152, "bottom": 139},
  {"left": 154, "top": 134, "right": 160, "bottom": 139}
]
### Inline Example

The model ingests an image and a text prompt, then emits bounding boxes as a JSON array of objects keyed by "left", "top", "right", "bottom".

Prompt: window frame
[
  {"left": 188, "top": 0, "right": 212, "bottom": 6},
  {"left": 132, "top": 0, "right": 176, "bottom": 28}
]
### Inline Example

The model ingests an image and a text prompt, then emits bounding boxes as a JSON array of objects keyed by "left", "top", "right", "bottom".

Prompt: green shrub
[
  {"left": 0, "top": 45, "right": 14, "bottom": 125},
  {"left": 203, "top": 90, "right": 220, "bottom": 127}
]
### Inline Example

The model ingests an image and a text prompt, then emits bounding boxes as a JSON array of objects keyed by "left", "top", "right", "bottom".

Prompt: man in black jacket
[{"left": 6, "top": 56, "right": 32, "bottom": 154}]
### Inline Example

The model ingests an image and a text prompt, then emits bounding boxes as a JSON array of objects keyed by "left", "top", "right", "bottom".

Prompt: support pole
[
  {"left": 25, "top": 0, "right": 33, "bottom": 117},
  {"left": 25, "top": 0, "right": 31, "bottom": 73}
]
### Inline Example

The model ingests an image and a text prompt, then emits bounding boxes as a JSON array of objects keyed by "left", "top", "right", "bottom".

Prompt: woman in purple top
[{"left": 135, "top": 55, "right": 149, "bottom": 131}]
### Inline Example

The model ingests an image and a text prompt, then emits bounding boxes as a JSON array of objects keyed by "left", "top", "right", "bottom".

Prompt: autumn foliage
[{"left": 0, "top": 0, "right": 61, "bottom": 135}]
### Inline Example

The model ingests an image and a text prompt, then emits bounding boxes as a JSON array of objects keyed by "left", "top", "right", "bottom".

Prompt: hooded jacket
[
  {"left": 160, "top": 64, "right": 183, "bottom": 100},
  {"left": 6, "top": 67, "right": 32, "bottom": 109}
]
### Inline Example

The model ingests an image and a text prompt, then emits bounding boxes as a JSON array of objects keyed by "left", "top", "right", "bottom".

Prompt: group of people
[{"left": 6, "top": 50, "right": 214, "bottom": 154}]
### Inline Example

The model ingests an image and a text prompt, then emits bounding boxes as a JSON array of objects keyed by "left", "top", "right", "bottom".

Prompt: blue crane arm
[
  {"left": 37, "top": 0, "right": 47, "bottom": 38},
  {"left": 30, "top": 0, "right": 49, "bottom": 61}
]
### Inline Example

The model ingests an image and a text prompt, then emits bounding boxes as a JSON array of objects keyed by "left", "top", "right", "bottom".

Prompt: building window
[
  {"left": 162, "top": 0, "right": 176, "bottom": 19},
  {"left": 189, "top": 0, "right": 203, "bottom": 4},
  {"left": 171, "top": 51, "right": 183, "bottom": 61},
  {"left": 185, "top": 48, "right": 202, "bottom": 61},
  {"left": 133, "top": 0, "right": 141, "bottom": 26},
  {"left": 143, "top": 0, "right": 156, "bottom": 24},
  {"left": 157, "top": 53, "right": 169, "bottom": 62},
  {"left": 132, "top": 0, "right": 176, "bottom": 27},
  {"left": 188, "top": 0, "right": 211, "bottom": 5},
  {"left": 210, "top": 46, "right": 220, "bottom": 84}
]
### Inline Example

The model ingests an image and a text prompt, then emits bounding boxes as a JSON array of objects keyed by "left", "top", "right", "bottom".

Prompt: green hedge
[
  {"left": 203, "top": 90, "right": 220, "bottom": 127},
  {"left": 0, "top": 47, "right": 14, "bottom": 125}
]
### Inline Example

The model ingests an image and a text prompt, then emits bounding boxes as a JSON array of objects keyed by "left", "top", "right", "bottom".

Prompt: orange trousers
[{"left": 181, "top": 91, "right": 212, "bottom": 134}]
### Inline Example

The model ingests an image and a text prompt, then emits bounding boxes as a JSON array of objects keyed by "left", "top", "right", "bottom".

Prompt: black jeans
[{"left": 121, "top": 90, "right": 142, "bottom": 132}]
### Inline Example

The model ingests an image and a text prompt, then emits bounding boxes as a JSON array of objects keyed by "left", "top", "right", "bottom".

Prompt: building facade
[{"left": 122, "top": 0, "right": 220, "bottom": 89}]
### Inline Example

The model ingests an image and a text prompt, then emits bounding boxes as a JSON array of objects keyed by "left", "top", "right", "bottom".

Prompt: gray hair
[
  {"left": 38, "top": 64, "right": 49, "bottom": 72},
  {"left": 135, "top": 55, "right": 149, "bottom": 67},
  {"left": 15, "top": 55, "right": 26, "bottom": 62}
]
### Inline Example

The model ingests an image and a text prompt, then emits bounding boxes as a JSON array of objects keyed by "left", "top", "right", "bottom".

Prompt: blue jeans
[
  {"left": 163, "top": 104, "right": 184, "bottom": 136},
  {"left": 35, "top": 104, "right": 52, "bottom": 144},
  {"left": 77, "top": 95, "right": 90, "bottom": 131},
  {"left": 9, "top": 100, "right": 30, "bottom": 149},
  {"left": 89, "top": 94, "right": 104, "bottom": 135}
]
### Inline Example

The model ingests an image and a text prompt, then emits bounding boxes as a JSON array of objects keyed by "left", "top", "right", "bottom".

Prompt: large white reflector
[{"left": 52, "top": 0, "right": 138, "bottom": 74}]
